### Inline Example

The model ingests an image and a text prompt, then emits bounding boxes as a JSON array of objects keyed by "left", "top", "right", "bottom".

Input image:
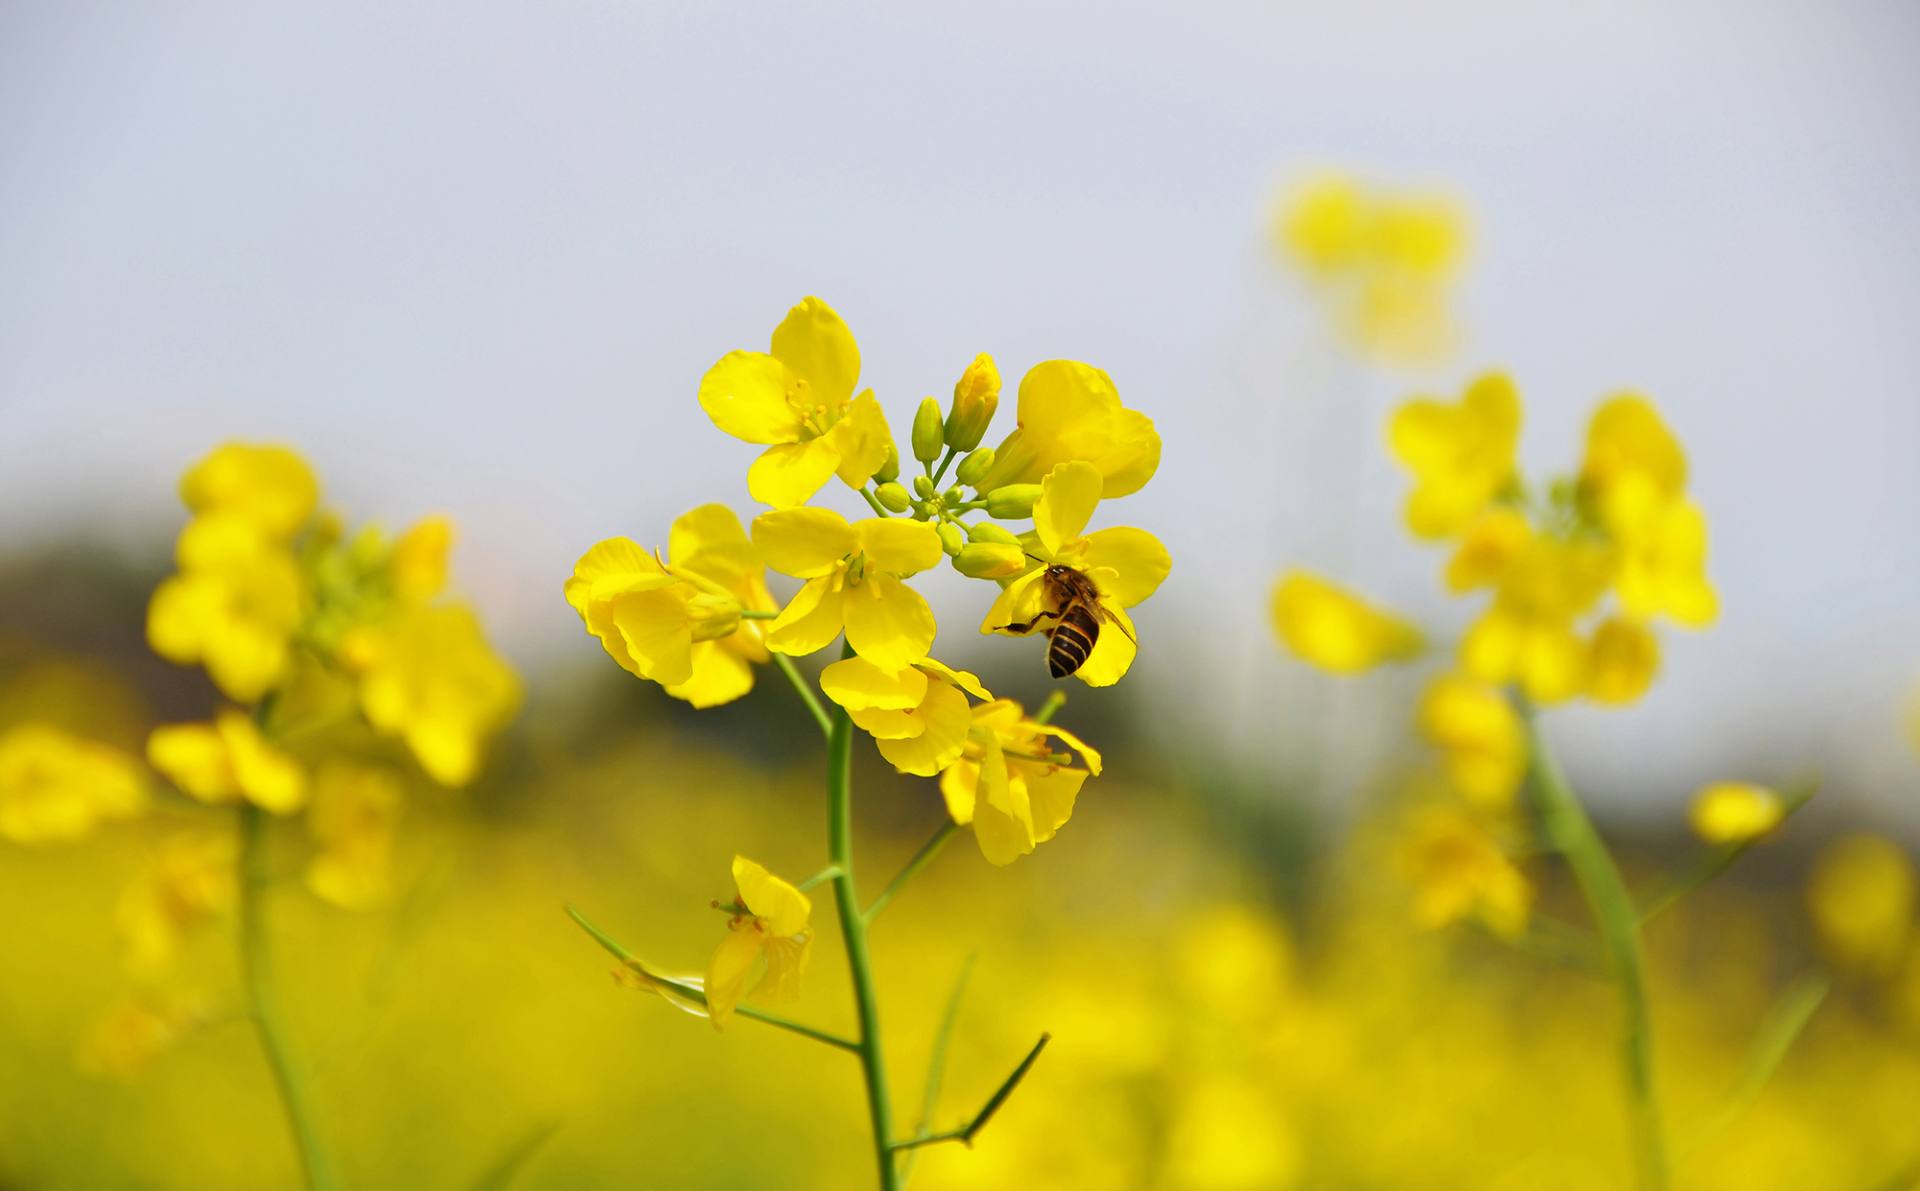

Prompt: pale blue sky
[{"left": 4, "top": 1, "right": 1918, "bottom": 815}]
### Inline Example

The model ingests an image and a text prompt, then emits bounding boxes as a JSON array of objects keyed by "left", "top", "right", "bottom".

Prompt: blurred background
[{"left": 4, "top": 2, "right": 1920, "bottom": 1188}]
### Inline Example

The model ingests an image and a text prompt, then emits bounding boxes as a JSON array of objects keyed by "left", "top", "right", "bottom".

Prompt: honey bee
[{"left": 997, "top": 563, "right": 1136, "bottom": 679}]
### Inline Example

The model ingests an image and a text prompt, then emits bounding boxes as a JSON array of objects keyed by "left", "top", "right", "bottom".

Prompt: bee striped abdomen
[{"left": 1046, "top": 603, "right": 1101, "bottom": 678}]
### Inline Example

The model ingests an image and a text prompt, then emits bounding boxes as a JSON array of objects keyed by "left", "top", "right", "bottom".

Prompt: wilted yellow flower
[
  {"left": 345, "top": 602, "right": 519, "bottom": 787},
  {"left": 147, "top": 708, "right": 307, "bottom": 814},
  {"left": 983, "top": 461, "right": 1171, "bottom": 686},
  {"left": 706, "top": 856, "right": 811, "bottom": 1029},
  {"left": 389, "top": 515, "right": 453, "bottom": 603},
  {"left": 1270, "top": 569, "right": 1423, "bottom": 675},
  {"left": 179, "top": 442, "right": 318, "bottom": 539},
  {"left": 1396, "top": 805, "right": 1531, "bottom": 939},
  {"left": 1459, "top": 533, "right": 1612, "bottom": 703},
  {"left": 1388, "top": 372, "right": 1521, "bottom": 539},
  {"left": 1579, "top": 395, "right": 1687, "bottom": 539},
  {"left": 115, "top": 830, "right": 237, "bottom": 976},
  {"left": 939, "top": 698, "right": 1101, "bottom": 866},
  {"left": 1585, "top": 616, "right": 1660, "bottom": 705},
  {"left": 821, "top": 655, "right": 990, "bottom": 776},
  {"left": 566, "top": 505, "right": 775, "bottom": 707},
  {"left": 1807, "top": 834, "right": 1915, "bottom": 976},
  {"left": 752, "top": 508, "right": 943, "bottom": 673},
  {"left": 0, "top": 723, "right": 147, "bottom": 844},
  {"left": 1418, "top": 675, "right": 1526, "bottom": 810},
  {"left": 971, "top": 360, "right": 1161, "bottom": 498},
  {"left": 1612, "top": 498, "right": 1718, "bottom": 627},
  {"left": 77, "top": 990, "right": 207, "bottom": 1079},
  {"left": 147, "top": 519, "right": 306, "bottom": 703},
  {"left": 1689, "top": 782, "right": 1786, "bottom": 845},
  {"left": 305, "top": 763, "right": 404, "bottom": 909},
  {"left": 696, "top": 296, "right": 893, "bottom": 508}
]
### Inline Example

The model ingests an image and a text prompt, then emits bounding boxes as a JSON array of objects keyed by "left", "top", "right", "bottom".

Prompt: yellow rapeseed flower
[
  {"left": 1688, "top": 782, "right": 1786, "bottom": 845},
  {"left": 0, "top": 722, "right": 147, "bottom": 844},
  {"left": 1459, "top": 532, "right": 1612, "bottom": 704},
  {"left": 147, "top": 708, "right": 307, "bottom": 814},
  {"left": 1579, "top": 395, "right": 1687, "bottom": 539},
  {"left": 389, "top": 515, "right": 454, "bottom": 603},
  {"left": 938, "top": 698, "right": 1102, "bottom": 866},
  {"left": 304, "top": 763, "right": 404, "bottom": 909},
  {"left": 566, "top": 505, "right": 775, "bottom": 707},
  {"left": 706, "top": 856, "right": 812, "bottom": 1029},
  {"left": 1395, "top": 805, "right": 1531, "bottom": 939},
  {"left": 696, "top": 297, "right": 893, "bottom": 508},
  {"left": 752, "top": 508, "right": 943, "bottom": 673},
  {"left": 1806, "top": 834, "right": 1915, "bottom": 977},
  {"left": 1418, "top": 675, "right": 1527, "bottom": 810},
  {"left": 1270, "top": 570, "right": 1424, "bottom": 675},
  {"left": 179, "top": 442, "right": 318, "bottom": 539},
  {"left": 1585, "top": 615, "right": 1660, "bottom": 705},
  {"left": 1612, "top": 498, "right": 1718, "bottom": 627},
  {"left": 343, "top": 602, "right": 520, "bottom": 787},
  {"left": 970, "top": 361, "right": 1161, "bottom": 498},
  {"left": 147, "top": 516, "right": 306, "bottom": 703},
  {"left": 1388, "top": 372, "right": 1521, "bottom": 540},
  {"left": 821, "top": 655, "right": 990, "bottom": 776},
  {"left": 981, "top": 460, "right": 1171, "bottom": 687},
  {"left": 115, "top": 830, "right": 236, "bottom": 976}
]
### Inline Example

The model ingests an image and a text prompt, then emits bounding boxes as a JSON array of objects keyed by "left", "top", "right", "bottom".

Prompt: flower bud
[
  {"left": 966, "top": 522, "right": 1021, "bottom": 547},
  {"left": 953, "top": 542, "right": 1028, "bottom": 579},
  {"left": 943, "top": 486, "right": 965, "bottom": 506},
  {"left": 911, "top": 397, "right": 946, "bottom": 464},
  {"left": 910, "top": 503, "right": 933, "bottom": 521},
  {"left": 874, "top": 482, "right": 913, "bottom": 513},
  {"left": 984, "top": 484, "right": 1042, "bottom": 520},
  {"left": 936, "top": 522, "right": 965, "bottom": 557},
  {"left": 944, "top": 353, "right": 1000, "bottom": 451},
  {"left": 913, "top": 474, "right": 937, "bottom": 500},
  {"left": 874, "top": 444, "right": 900, "bottom": 485},
  {"left": 955, "top": 447, "right": 995, "bottom": 489}
]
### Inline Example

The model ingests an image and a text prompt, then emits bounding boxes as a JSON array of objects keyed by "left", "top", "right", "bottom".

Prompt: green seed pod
[
  {"left": 911, "top": 396, "right": 945, "bottom": 464},
  {"left": 874, "top": 444, "right": 900, "bottom": 485},
  {"left": 935, "top": 522, "right": 965, "bottom": 557},
  {"left": 943, "top": 353, "right": 1001, "bottom": 452},
  {"left": 955, "top": 447, "right": 995, "bottom": 489},
  {"left": 913, "top": 474, "right": 937, "bottom": 500},
  {"left": 966, "top": 522, "right": 1021, "bottom": 546},
  {"left": 953, "top": 542, "right": 1028, "bottom": 579},
  {"left": 874, "top": 482, "right": 912, "bottom": 513},
  {"left": 984, "top": 483, "right": 1042, "bottom": 520}
]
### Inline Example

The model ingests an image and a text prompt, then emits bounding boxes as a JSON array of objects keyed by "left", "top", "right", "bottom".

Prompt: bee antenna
[{"left": 1023, "top": 552, "right": 1046, "bottom": 564}]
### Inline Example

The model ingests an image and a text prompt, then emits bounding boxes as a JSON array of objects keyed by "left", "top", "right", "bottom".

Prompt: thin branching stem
[
  {"left": 901, "top": 955, "right": 977, "bottom": 1184},
  {"left": 886, "top": 1033, "right": 1051, "bottom": 1153},
  {"left": 772, "top": 653, "right": 833, "bottom": 739},
  {"left": 1638, "top": 781, "right": 1817, "bottom": 926},
  {"left": 865, "top": 823, "right": 957, "bottom": 925}
]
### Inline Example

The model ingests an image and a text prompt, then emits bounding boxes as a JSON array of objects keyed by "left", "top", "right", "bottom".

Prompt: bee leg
[{"left": 996, "top": 609, "right": 1062, "bottom": 635}]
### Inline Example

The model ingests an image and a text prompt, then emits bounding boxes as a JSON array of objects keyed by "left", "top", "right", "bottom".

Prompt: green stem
[
  {"left": 238, "top": 804, "right": 343, "bottom": 1191},
  {"left": 865, "top": 823, "right": 957, "bottom": 925},
  {"left": 929, "top": 447, "right": 958, "bottom": 488},
  {"left": 827, "top": 691, "right": 901, "bottom": 1190},
  {"left": 1521, "top": 705, "right": 1666, "bottom": 1191},
  {"left": 859, "top": 487, "right": 893, "bottom": 517},
  {"left": 885, "top": 1033, "right": 1051, "bottom": 1153},
  {"left": 901, "top": 955, "right": 976, "bottom": 1184},
  {"left": 772, "top": 653, "right": 833, "bottom": 740}
]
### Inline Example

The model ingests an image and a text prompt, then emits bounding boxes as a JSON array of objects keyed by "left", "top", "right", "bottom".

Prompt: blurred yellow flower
[
  {"left": 1418, "top": 675, "right": 1526, "bottom": 810},
  {"left": 1174, "top": 904, "right": 1294, "bottom": 1028},
  {"left": 1443, "top": 506, "right": 1531, "bottom": 593},
  {"left": 752, "top": 508, "right": 943, "bottom": 673},
  {"left": 147, "top": 520, "right": 306, "bottom": 703},
  {"left": 1579, "top": 395, "right": 1687, "bottom": 539},
  {"left": 1270, "top": 569, "right": 1424, "bottom": 675},
  {"left": 77, "top": 990, "right": 207, "bottom": 1080},
  {"left": 1165, "top": 1077, "right": 1302, "bottom": 1190},
  {"left": 1585, "top": 616, "right": 1660, "bottom": 705},
  {"left": 971, "top": 360, "right": 1161, "bottom": 498},
  {"left": 389, "top": 515, "right": 453, "bottom": 603},
  {"left": 706, "top": 856, "right": 811, "bottom": 1030},
  {"left": 179, "top": 442, "right": 318, "bottom": 539},
  {"left": 305, "top": 763, "right": 404, "bottom": 909},
  {"left": 0, "top": 723, "right": 147, "bottom": 844},
  {"left": 1388, "top": 372, "right": 1520, "bottom": 540},
  {"left": 983, "top": 461, "right": 1171, "bottom": 687},
  {"left": 566, "top": 505, "right": 775, "bottom": 707},
  {"left": 1688, "top": 782, "right": 1786, "bottom": 845},
  {"left": 939, "top": 698, "right": 1101, "bottom": 866},
  {"left": 1396, "top": 805, "right": 1531, "bottom": 939},
  {"left": 115, "top": 830, "right": 236, "bottom": 976},
  {"left": 696, "top": 296, "right": 893, "bottom": 508},
  {"left": 1612, "top": 498, "right": 1718, "bottom": 627},
  {"left": 344, "top": 602, "right": 520, "bottom": 788},
  {"left": 1806, "top": 834, "right": 1915, "bottom": 977},
  {"left": 147, "top": 708, "right": 307, "bottom": 814},
  {"left": 821, "top": 655, "right": 989, "bottom": 776},
  {"left": 1460, "top": 533, "right": 1612, "bottom": 704}
]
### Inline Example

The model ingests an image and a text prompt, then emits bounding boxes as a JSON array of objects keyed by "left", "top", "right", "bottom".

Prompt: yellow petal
[
  {"left": 1077, "top": 527, "right": 1171, "bottom": 607},
  {"left": 662, "top": 641, "right": 756, "bottom": 709},
  {"left": 391, "top": 516, "right": 453, "bottom": 602},
  {"left": 770, "top": 296, "right": 859, "bottom": 408},
  {"left": 1445, "top": 508, "right": 1530, "bottom": 593},
  {"left": 217, "top": 709, "right": 307, "bottom": 814},
  {"left": 980, "top": 569, "right": 1047, "bottom": 636},
  {"left": 1807, "top": 834, "right": 1914, "bottom": 975},
  {"left": 564, "top": 538, "right": 678, "bottom": 617},
  {"left": 179, "top": 443, "right": 318, "bottom": 538},
  {"left": 606, "top": 588, "right": 696, "bottom": 686},
  {"left": 821, "top": 657, "right": 929, "bottom": 712},
  {"left": 747, "top": 438, "right": 843, "bottom": 509},
  {"left": 704, "top": 924, "right": 763, "bottom": 1030},
  {"left": 917, "top": 658, "right": 991, "bottom": 703},
  {"left": 668, "top": 505, "right": 758, "bottom": 588},
  {"left": 733, "top": 855, "right": 811, "bottom": 937},
  {"left": 1271, "top": 571, "right": 1424, "bottom": 674},
  {"left": 940, "top": 760, "right": 979, "bottom": 825},
  {"left": 1071, "top": 600, "right": 1137, "bottom": 687},
  {"left": 146, "top": 722, "right": 236, "bottom": 803},
  {"left": 1033, "top": 461, "right": 1103, "bottom": 555},
  {"left": 752, "top": 508, "right": 857, "bottom": 578},
  {"left": 875, "top": 680, "right": 972, "bottom": 776},
  {"left": 1037, "top": 724, "right": 1102, "bottom": 776},
  {"left": 854, "top": 518, "right": 943, "bottom": 577},
  {"left": 848, "top": 704, "right": 929, "bottom": 741},
  {"left": 766, "top": 577, "right": 846, "bottom": 657},
  {"left": 697, "top": 350, "right": 804, "bottom": 445},
  {"left": 968, "top": 738, "right": 1035, "bottom": 866},
  {"left": 1586, "top": 617, "right": 1659, "bottom": 705},
  {"left": 828, "top": 391, "right": 893, "bottom": 487},
  {"left": 842, "top": 575, "right": 935, "bottom": 673},
  {"left": 1689, "top": 782, "right": 1786, "bottom": 845},
  {"left": 1020, "top": 765, "right": 1087, "bottom": 843}
]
